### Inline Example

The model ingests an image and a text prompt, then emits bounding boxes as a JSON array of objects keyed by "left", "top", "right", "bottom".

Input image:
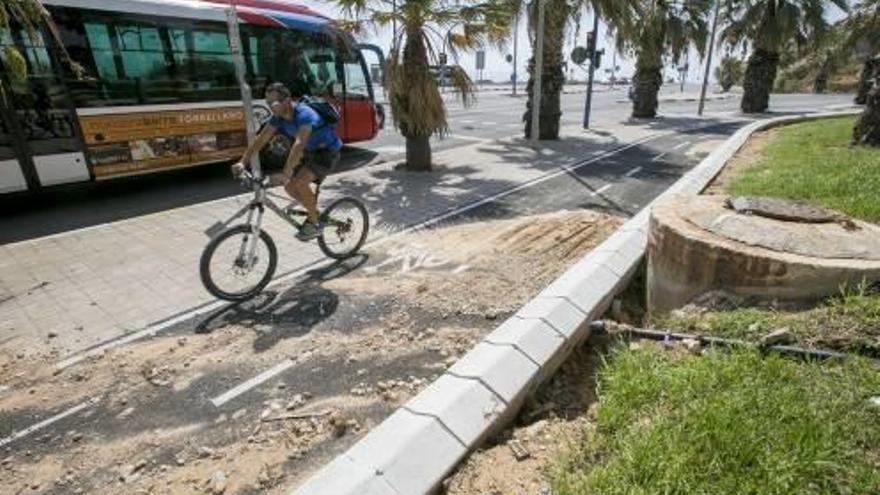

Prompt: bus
[{"left": 0, "top": 0, "right": 384, "bottom": 194}]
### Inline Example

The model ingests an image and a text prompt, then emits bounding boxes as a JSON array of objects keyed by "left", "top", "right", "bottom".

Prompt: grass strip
[{"left": 553, "top": 347, "right": 880, "bottom": 495}]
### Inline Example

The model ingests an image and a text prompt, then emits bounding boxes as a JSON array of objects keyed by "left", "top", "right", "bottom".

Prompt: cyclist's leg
[{"left": 285, "top": 165, "right": 320, "bottom": 224}]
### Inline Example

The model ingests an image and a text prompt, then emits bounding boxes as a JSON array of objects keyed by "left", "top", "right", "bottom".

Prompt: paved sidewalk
[{"left": 0, "top": 115, "right": 738, "bottom": 360}]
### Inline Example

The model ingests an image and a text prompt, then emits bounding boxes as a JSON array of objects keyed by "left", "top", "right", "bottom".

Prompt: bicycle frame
[{"left": 203, "top": 174, "right": 307, "bottom": 267}]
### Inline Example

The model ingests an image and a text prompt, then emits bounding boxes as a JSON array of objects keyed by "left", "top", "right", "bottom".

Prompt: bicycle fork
[{"left": 237, "top": 204, "right": 265, "bottom": 268}]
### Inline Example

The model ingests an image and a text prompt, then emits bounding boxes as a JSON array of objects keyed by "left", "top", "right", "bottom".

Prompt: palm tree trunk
[
  {"left": 404, "top": 134, "right": 432, "bottom": 169},
  {"left": 853, "top": 59, "right": 880, "bottom": 146},
  {"left": 524, "top": 0, "right": 568, "bottom": 140},
  {"left": 855, "top": 59, "right": 874, "bottom": 105},
  {"left": 398, "top": 32, "right": 434, "bottom": 171},
  {"left": 632, "top": 58, "right": 662, "bottom": 118},
  {"left": 741, "top": 48, "right": 779, "bottom": 113}
]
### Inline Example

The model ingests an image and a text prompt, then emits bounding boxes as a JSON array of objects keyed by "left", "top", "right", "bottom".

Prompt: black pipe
[{"left": 589, "top": 321, "right": 880, "bottom": 365}]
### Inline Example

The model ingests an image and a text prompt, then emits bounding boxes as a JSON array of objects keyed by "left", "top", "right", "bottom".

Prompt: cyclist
[{"left": 232, "top": 82, "right": 342, "bottom": 240}]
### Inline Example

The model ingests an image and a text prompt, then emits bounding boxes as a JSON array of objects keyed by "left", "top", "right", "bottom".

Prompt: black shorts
[{"left": 296, "top": 148, "right": 340, "bottom": 181}]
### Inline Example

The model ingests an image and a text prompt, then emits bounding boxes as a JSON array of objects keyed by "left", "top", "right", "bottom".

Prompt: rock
[
  {"left": 131, "top": 460, "right": 147, "bottom": 474},
  {"left": 198, "top": 447, "right": 216, "bottom": 459},
  {"left": 47, "top": 332, "right": 58, "bottom": 339},
  {"left": 747, "top": 322, "right": 761, "bottom": 333},
  {"left": 868, "top": 396, "right": 880, "bottom": 408},
  {"left": 232, "top": 408, "right": 247, "bottom": 421},
  {"left": 285, "top": 394, "right": 308, "bottom": 411},
  {"left": 117, "top": 407, "right": 135, "bottom": 419},
  {"left": 207, "top": 471, "right": 227, "bottom": 494},
  {"left": 356, "top": 369, "right": 367, "bottom": 377},
  {"left": 523, "top": 419, "right": 549, "bottom": 439},
  {"left": 69, "top": 432, "right": 83, "bottom": 443},
  {"left": 174, "top": 453, "right": 186, "bottom": 466},
  {"left": 760, "top": 328, "right": 794, "bottom": 347},
  {"left": 682, "top": 338, "right": 702, "bottom": 354}
]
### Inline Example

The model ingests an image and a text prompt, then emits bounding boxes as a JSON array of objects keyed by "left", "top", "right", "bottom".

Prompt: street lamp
[{"left": 530, "top": 0, "right": 546, "bottom": 143}]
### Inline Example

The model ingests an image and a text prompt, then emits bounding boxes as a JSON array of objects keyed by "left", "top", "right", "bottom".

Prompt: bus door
[
  {"left": 340, "top": 45, "right": 383, "bottom": 142},
  {"left": 0, "top": 27, "right": 88, "bottom": 192}
]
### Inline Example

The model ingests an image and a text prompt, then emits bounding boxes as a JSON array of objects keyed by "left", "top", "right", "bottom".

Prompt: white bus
[{"left": 0, "top": 0, "right": 383, "bottom": 194}]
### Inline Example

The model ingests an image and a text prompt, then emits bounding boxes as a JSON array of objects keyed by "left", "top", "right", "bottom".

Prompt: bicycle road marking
[{"left": 0, "top": 397, "right": 99, "bottom": 449}]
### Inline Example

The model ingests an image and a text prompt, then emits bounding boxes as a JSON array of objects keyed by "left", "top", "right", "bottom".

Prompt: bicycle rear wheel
[
  {"left": 200, "top": 225, "right": 278, "bottom": 301},
  {"left": 318, "top": 197, "right": 369, "bottom": 260}
]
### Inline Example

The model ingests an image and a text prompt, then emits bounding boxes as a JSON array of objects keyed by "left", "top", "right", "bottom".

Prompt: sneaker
[{"left": 296, "top": 221, "right": 322, "bottom": 241}]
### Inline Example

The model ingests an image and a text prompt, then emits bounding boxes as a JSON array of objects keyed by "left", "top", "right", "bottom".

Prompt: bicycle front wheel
[
  {"left": 318, "top": 197, "right": 370, "bottom": 260},
  {"left": 200, "top": 225, "right": 278, "bottom": 301}
]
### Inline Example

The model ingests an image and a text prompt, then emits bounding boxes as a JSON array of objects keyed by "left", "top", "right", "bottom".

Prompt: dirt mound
[{"left": 331, "top": 210, "right": 623, "bottom": 316}]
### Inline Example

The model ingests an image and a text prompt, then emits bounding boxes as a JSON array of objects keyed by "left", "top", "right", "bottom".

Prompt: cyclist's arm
[
  {"left": 240, "top": 124, "right": 276, "bottom": 166},
  {"left": 282, "top": 124, "right": 312, "bottom": 180}
]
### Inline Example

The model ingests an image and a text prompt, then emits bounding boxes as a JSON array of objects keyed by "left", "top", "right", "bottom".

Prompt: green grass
[
  {"left": 653, "top": 288, "right": 880, "bottom": 356},
  {"left": 553, "top": 347, "right": 880, "bottom": 495},
  {"left": 728, "top": 117, "right": 880, "bottom": 223}
]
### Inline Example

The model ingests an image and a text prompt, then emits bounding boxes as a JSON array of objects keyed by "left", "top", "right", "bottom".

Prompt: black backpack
[{"left": 299, "top": 95, "right": 340, "bottom": 129}]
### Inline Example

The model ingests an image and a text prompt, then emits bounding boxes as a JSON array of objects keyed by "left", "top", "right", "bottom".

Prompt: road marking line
[
  {"left": 591, "top": 184, "right": 612, "bottom": 196},
  {"left": 672, "top": 141, "right": 691, "bottom": 150},
  {"left": 624, "top": 166, "right": 642, "bottom": 177},
  {"left": 483, "top": 121, "right": 498, "bottom": 125},
  {"left": 210, "top": 359, "right": 297, "bottom": 407},
  {"left": 651, "top": 152, "right": 668, "bottom": 162},
  {"left": 0, "top": 397, "right": 99, "bottom": 449}
]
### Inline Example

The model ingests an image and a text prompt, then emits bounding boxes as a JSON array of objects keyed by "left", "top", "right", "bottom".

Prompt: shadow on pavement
[
  {"left": 194, "top": 254, "right": 368, "bottom": 352},
  {"left": 0, "top": 148, "right": 378, "bottom": 244}
]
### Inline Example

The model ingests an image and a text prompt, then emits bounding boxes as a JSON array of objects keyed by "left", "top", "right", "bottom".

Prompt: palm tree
[
  {"left": 335, "top": 0, "right": 511, "bottom": 171},
  {"left": 845, "top": 0, "right": 880, "bottom": 145},
  {"left": 1, "top": 0, "right": 83, "bottom": 81},
  {"left": 521, "top": 0, "right": 638, "bottom": 139},
  {"left": 629, "top": 0, "right": 712, "bottom": 118},
  {"left": 720, "top": 0, "right": 848, "bottom": 114},
  {"left": 715, "top": 55, "right": 744, "bottom": 92}
]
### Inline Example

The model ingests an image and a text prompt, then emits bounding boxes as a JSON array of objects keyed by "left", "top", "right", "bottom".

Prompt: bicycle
[{"left": 199, "top": 169, "right": 369, "bottom": 302}]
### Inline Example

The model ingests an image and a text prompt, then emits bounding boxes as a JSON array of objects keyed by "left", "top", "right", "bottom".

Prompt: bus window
[
  {"left": 84, "top": 22, "right": 119, "bottom": 81},
  {"left": 116, "top": 24, "right": 166, "bottom": 80},
  {"left": 342, "top": 55, "right": 370, "bottom": 99}
]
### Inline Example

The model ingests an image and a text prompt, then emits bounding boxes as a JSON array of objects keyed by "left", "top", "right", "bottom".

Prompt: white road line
[
  {"left": 210, "top": 359, "right": 297, "bottom": 407},
  {"left": 459, "top": 119, "right": 475, "bottom": 124},
  {"left": 591, "top": 184, "right": 612, "bottom": 196},
  {"left": 624, "top": 166, "right": 642, "bottom": 177},
  {"left": 672, "top": 141, "right": 692, "bottom": 150},
  {"left": 651, "top": 151, "right": 668, "bottom": 162},
  {"left": 483, "top": 121, "right": 499, "bottom": 125},
  {"left": 0, "top": 398, "right": 99, "bottom": 449}
]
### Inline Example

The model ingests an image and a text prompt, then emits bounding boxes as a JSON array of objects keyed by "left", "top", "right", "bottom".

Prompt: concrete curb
[{"left": 290, "top": 110, "right": 862, "bottom": 495}]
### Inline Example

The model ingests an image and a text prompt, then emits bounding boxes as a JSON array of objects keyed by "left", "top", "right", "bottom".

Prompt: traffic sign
[
  {"left": 571, "top": 46, "right": 589, "bottom": 65},
  {"left": 505, "top": 54, "right": 513, "bottom": 64}
]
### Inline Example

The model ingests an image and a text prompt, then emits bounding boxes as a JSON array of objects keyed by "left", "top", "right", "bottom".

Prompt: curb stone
[{"left": 290, "top": 109, "right": 862, "bottom": 495}]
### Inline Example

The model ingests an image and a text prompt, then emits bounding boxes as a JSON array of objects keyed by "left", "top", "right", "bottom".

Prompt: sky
[{"left": 299, "top": 0, "right": 850, "bottom": 87}]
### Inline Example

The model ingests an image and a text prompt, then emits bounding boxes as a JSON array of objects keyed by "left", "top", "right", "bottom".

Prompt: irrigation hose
[{"left": 589, "top": 320, "right": 880, "bottom": 366}]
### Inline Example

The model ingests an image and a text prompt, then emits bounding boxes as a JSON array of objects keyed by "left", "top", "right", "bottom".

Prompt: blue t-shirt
[{"left": 267, "top": 102, "right": 342, "bottom": 151}]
